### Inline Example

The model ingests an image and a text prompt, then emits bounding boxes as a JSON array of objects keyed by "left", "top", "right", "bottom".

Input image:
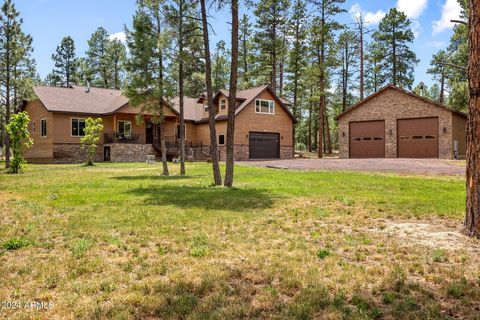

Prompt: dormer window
[
  {"left": 255, "top": 99, "right": 275, "bottom": 114},
  {"left": 220, "top": 99, "right": 226, "bottom": 110}
]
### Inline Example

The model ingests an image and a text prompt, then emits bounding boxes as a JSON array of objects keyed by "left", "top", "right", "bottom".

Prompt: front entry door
[{"left": 146, "top": 123, "right": 154, "bottom": 144}]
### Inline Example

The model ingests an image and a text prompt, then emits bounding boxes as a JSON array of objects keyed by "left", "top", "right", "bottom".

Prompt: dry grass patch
[{"left": 0, "top": 163, "right": 478, "bottom": 319}]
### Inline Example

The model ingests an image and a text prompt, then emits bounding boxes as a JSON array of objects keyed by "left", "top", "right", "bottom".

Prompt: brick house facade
[{"left": 337, "top": 85, "right": 467, "bottom": 159}]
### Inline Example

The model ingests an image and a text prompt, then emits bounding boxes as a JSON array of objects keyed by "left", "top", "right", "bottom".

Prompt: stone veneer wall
[
  {"left": 53, "top": 144, "right": 103, "bottom": 164},
  {"left": 338, "top": 88, "right": 455, "bottom": 159},
  {"left": 108, "top": 144, "right": 156, "bottom": 162}
]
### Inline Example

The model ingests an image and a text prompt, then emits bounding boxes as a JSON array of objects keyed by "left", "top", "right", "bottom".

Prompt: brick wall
[{"left": 338, "top": 88, "right": 455, "bottom": 159}]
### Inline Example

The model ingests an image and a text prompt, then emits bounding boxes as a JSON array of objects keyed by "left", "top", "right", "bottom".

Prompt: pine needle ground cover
[{"left": 0, "top": 163, "right": 479, "bottom": 319}]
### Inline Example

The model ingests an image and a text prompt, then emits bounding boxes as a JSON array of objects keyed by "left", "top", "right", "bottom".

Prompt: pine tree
[
  {"left": 338, "top": 29, "right": 358, "bottom": 111},
  {"left": 51, "top": 36, "right": 78, "bottom": 87},
  {"left": 465, "top": 0, "right": 480, "bottom": 238},
  {"left": 372, "top": 8, "right": 418, "bottom": 89},
  {"left": 429, "top": 83, "right": 441, "bottom": 102},
  {"left": 124, "top": 2, "right": 170, "bottom": 176},
  {"left": 427, "top": 50, "right": 449, "bottom": 104},
  {"left": 106, "top": 39, "right": 126, "bottom": 90},
  {"left": 413, "top": 81, "right": 429, "bottom": 98},
  {"left": 253, "top": 0, "right": 290, "bottom": 93},
  {"left": 0, "top": 0, "right": 35, "bottom": 169},
  {"left": 285, "top": 0, "right": 308, "bottom": 154},
  {"left": 212, "top": 41, "right": 230, "bottom": 92},
  {"left": 86, "top": 27, "right": 110, "bottom": 88},
  {"left": 307, "top": 0, "right": 345, "bottom": 157},
  {"left": 238, "top": 14, "right": 254, "bottom": 89},
  {"left": 364, "top": 41, "right": 384, "bottom": 95},
  {"left": 165, "top": 0, "right": 202, "bottom": 175},
  {"left": 224, "top": 0, "right": 239, "bottom": 187},
  {"left": 199, "top": 0, "right": 222, "bottom": 185}
]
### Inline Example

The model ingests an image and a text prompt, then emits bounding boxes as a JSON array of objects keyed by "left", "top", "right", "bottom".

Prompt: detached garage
[{"left": 337, "top": 85, "right": 467, "bottom": 159}]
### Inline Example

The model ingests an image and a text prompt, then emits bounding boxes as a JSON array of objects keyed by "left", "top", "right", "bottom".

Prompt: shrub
[
  {"left": 6, "top": 112, "right": 33, "bottom": 174},
  {"left": 432, "top": 249, "right": 447, "bottom": 262},
  {"left": 316, "top": 248, "right": 331, "bottom": 259},
  {"left": 81, "top": 118, "right": 103, "bottom": 166},
  {"left": 3, "top": 237, "right": 30, "bottom": 250}
]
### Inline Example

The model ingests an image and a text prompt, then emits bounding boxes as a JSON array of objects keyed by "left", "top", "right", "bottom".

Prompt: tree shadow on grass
[
  {"left": 127, "top": 185, "right": 278, "bottom": 211},
  {"left": 114, "top": 175, "right": 194, "bottom": 181}
]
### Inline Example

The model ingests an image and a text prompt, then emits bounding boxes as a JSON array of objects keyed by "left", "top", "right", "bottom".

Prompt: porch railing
[{"left": 104, "top": 132, "right": 140, "bottom": 144}]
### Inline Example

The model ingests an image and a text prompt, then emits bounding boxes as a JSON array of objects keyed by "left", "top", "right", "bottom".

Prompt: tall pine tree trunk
[
  {"left": 200, "top": 0, "right": 222, "bottom": 185},
  {"left": 465, "top": 0, "right": 480, "bottom": 238},
  {"left": 178, "top": 0, "right": 186, "bottom": 176},
  {"left": 325, "top": 111, "right": 332, "bottom": 154},
  {"left": 440, "top": 73, "right": 445, "bottom": 104},
  {"left": 5, "top": 37, "right": 11, "bottom": 169},
  {"left": 224, "top": 0, "right": 239, "bottom": 187},
  {"left": 156, "top": 14, "right": 169, "bottom": 176},
  {"left": 317, "top": 9, "right": 325, "bottom": 158},
  {"left": 308, "top": 94, "right": 312, "bottom": 152},
  {"left": 358, "top": 17, "right": 364, "bottom": 100}
]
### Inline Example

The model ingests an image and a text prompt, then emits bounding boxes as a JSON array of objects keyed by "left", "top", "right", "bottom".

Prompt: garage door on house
[
  {"left": 349, "top": 120, "right": 385, "bottom": 158},
  {"left": 397, "top": 117, "right": 439, "bottom": 158},
  {"left": 249, "top": 132, "right": 280, "bottom": 159}
]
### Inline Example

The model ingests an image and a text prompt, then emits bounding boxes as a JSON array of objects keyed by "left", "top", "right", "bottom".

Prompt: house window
[
  {"left": 71, "top": 118, "right": 86, "bottom": 136},
  {"left": 220, "top": 99, "right": 226, "bottom": 110},
  {"left": 117, "top": 120, "right": 132, "bottom": 138},
  {"left": 255, "top": 99, "right": 275, "bottom": 114},
  {"left": 218, "top": 134, "right": 225, "bottom": 146},
  {"left": 176, "top": 124, "right": 186, "bottom": 140},
  {"left": 41, "top": 119, "right": 47, "bottom": 137},
  {"left": 204, "top": 104, "right": 209, "bottom": 112},
  {"left": 32, "top": 121, "right": 36, "bottom": 133}
]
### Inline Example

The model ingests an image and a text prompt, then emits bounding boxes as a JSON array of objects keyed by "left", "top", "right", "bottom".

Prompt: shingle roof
[
  {"left": 33, "top": 85, "right": 129, "bottom": 115},
  {"left": 336, "top": 84, "right": 467, "bottom": 120},
  {"left": 177, "top": 85, "right": 295, "bottom": 123},
  {"left": 32, "top": 85, "right": 295, "bottom": 122}
]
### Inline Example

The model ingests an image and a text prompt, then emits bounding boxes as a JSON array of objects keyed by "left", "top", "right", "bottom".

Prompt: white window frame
[
  {"left": 255, "top": 99, "right": 275, "bottom": 115},
  {"left": 40, "top": 118, "right": 47, "bottom": 138},
  {"left": 70, "top": 117, "right": 86, "bottom": 137},
  {"left": 220, "top": 99, "right": 226, "bottom": 110},
  {"left": 117, "top": 120, "right": 132, "bottom": 137},
  {"left": 218, "top": 134, "right": 225, "bottom": 146}
]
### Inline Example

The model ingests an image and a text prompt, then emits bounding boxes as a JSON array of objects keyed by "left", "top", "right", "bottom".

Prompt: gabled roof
[
  {"left": 33, "top": 85, "right": 129, "bottom": 115},
  {"left": 31, "top": 85, "right": 179, "bottom": 116},
  {"left": 171, "top": 85, "right": 295, "bottom": 123},
  {"left": 336, "top": 84, "right": 468, "bottom": 120}
]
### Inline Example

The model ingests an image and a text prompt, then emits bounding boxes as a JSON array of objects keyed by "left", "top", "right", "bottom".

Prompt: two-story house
[{"left": 21, "top": 84, "right": 295, "bottom": 163}]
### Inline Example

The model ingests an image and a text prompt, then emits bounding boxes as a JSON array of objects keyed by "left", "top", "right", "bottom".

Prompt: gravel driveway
[{"left": 242, "top": 158, "right": 465, "bottom": 176}]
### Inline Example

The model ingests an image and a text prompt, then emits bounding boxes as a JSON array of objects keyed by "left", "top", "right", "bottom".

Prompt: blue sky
[{"left": 16, "top": 0, "right": 462, "bottom": 87}]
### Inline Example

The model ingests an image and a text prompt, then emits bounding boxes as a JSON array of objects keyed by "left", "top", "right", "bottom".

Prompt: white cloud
[
  {"left": 433, "top": 0, "right": 462, "bottom": 34},
  {"left": 411, "top": 20, "right": 422, "bottom": 38},
  {"left": 426, "top": 40, "right": 446, "bottom": 47},
  {"left": 109, "top": 31, "right": 126, "bottom": 43},
  {"left": 396, "top": 0, "right": 428, "bottom": 19},
  {"left": 349, "top": 4, "right": 386, "bottom": 26}
]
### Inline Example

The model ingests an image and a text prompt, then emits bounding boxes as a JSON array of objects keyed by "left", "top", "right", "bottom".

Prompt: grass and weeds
[{"left": 0, "top": 162, "right": 478, "bottom": 319}]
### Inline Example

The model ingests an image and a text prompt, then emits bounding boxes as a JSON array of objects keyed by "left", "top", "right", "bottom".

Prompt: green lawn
[{"left": 0, "top": 163, "right": 478, "bottom": 319}]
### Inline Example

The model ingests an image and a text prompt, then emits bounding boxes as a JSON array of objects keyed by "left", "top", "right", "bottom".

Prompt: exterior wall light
[
  {"left": 342, "top": 132, "right": 345, "bottom": 137},
  {"left": 443, "top": 127, "right": 447, "bottom": 133},
  {"left": 389, "top": 129, "right": 393, "bottom": 135}
]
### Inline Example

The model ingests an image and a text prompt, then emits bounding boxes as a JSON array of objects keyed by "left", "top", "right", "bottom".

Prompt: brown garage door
[
  {"left": 249, "top": 132, "right": 280, "bottom": 159},
  {"left": 349, "top": 120, "right": 385, "bottom": 158},
  {"left": 397, "top": 117, "right": 439, "bottom": 158}
]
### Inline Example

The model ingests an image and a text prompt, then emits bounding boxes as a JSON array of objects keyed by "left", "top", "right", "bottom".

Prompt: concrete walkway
[{"left": 242, "top": 158, "right": 465, "bottom": 176}]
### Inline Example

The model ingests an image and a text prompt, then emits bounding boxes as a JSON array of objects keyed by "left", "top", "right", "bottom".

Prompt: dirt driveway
[{"left": 243, "top": 158, "right": 465, "bottom": 176}]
